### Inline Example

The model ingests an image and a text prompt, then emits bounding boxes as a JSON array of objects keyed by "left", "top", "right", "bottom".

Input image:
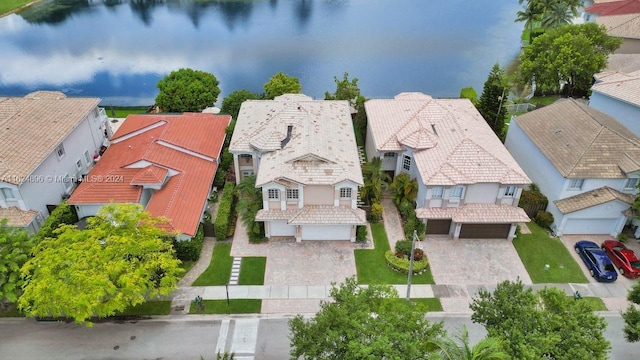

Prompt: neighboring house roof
[
  {"left": 596, "top": 13, "right": 640, "bottom": 38},
  {"left": 416, "top": 203, "right": 530, "bottom": 223},
  {"left": 256, "top": 205, "right": 367, "bottom": 225},
  {"left": 68, "top": 113, "right": 230, "bottom": 237},
  {"left": 0, "top": 91, "right": 100, "bottom": 185},
  {"left": 586, "top": 0, "right": 640, "bottom": 15},
  {"left": 554, "top": 186, "right": 635, "bottom": 214},
  {"left": 591, "top": 69, "right": 640, "bottom": 106},
  {"left": 603, "top": 53, "right": 640, "bottom": 73},
  {"left": 229, "top": 94, "right": 363, "bottom": 187},
  {"left": 0, "top": 206, "right": 38, "bottom": 228},
  {"left": 513, "top": 99, "right": 640, "bottom": 178},
  {"left": 365, "top": 92, "right": 530, "bottom": 186}
]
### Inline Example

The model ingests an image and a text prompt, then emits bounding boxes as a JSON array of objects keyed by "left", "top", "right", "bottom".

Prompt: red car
[{"left": 601, "top": 240, "right": 640, "bottom": 278}]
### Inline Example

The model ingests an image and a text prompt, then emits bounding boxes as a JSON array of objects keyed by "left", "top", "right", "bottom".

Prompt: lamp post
[{"left": 406, "top": 230, "right": 417, "bottom": 301}]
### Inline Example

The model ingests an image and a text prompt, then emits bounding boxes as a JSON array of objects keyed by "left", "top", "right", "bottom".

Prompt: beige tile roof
[
  {"left": 597, "top": 13, "right": 640, "bottom": 38},
  {"left": 0, "top": 91, "right": 100, "bottom": 185},
  {"left": 256, "top": 205, "right": 366, "bottom": 225},
  {"left": 591, "top": 69, "right": 640, "bottom": 106},
  {"left": 603, "top": 54, "right": 640, "bottom": 73},
  {"left": 514, "top": 98, "right": 640, "bottom": 178},
  {"left": 554, "top": 186, "right": 634, "bottom": 214},
  {"left": 0, "top": 206, "right": 38, "bottom": 227},
  {"left": 365, "top": 93, "right": 530, "bottom": 186},
  {"left": 416, "top": 203, "right": 530, "bottom": 223},
  {"left": 229, "top": 94, "right": 363, "bottom": 187}
]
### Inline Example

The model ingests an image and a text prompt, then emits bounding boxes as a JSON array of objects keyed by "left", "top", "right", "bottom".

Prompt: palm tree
[
  {"left": 515, "top": 3, "right": 542, "bottom": 45},
  {"left": 541, "top": 2, "right": 573, "bottom": 28},
  {"left": 236, "top": 175, "right": 263, "bottom": 240},
  {"left": 361, "top": 157, "right": 391, "bottom": 204},
  {"left": 427, "top": 325, "right": 510, "bottom": 360},
  {"left": 389, "top": 173, "right": 418, "bottom": 207}
]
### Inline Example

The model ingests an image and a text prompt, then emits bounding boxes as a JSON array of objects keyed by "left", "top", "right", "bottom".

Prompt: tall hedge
[
  {"left": 36, "top": 202, "right": 78, "bottom": 241},
  {"left": 214, "top": 182, "right": 236, "bottom": 240},
  {"left": 173, "top": 224, "right": 204, "bottom": 261}
]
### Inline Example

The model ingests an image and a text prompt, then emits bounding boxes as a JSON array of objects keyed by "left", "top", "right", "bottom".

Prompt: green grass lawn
[
  {"left": 192, "top": 243, "right": 233, "bottom": 286},
  {"left": 239, "top": 257, "right": 266, "bottom": 285},
  {"left": 529, "top": 96, "right": 560, "bottom": 107},
  {"left": 190, "top": 299, "right": 262, "bottom": 314},
  {"left": 101, "top": 106, "right": 149, "bottom": 118},
  {"left": 579, "top": 297, "right": 607, "bottom": 311},
  {"left": 116, "top": 301, "right": 172, "bottom": 316},
  {"left": 513, "top": 222, "right": 588, "bottom": 283},
  {"left": 0, "top": 0, "right": 33, "bottom": 15},
  {"left": 410, "top": 298, "right": 443, "bottom": 312},
  {"left": 355, "top": 222, "right": 434, "bottom": 284},
  {"left": 179, "top": 260, "right": 196, "bottom": 276}
]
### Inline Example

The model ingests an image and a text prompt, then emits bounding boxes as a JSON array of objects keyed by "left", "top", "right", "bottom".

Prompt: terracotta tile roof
[
  {"left": 596, "top": 13, "right": 640, "bottom": 38},
  {"left": 0, "top": 91, "right": 100, "bottom": 185},
  {"left": 365, "top": 93, "right": 530, "bottom": 186},
  {"left": 554, "top": 186, "right": 635, "bottom": 214},
  {"left": 586, "top": 0, "right": 640, "bottom": 16},
  {"left": 68, "top": 113, "right": 230, "bottom": 237},
  {"left": 416, "top": 203, "right": 530, "bottom": 223},
  {"left": 229, "top": 94, "right": 364, "bottom": 187},
  {"left": 591, "top": 70, "right": 640, "bottom": 106},
  {"left": 0, "top": 206, "right": 38, "bottom": 227},
  {"left": 256, "top": 205, "right": 366, "bottom": 225},
  {"left": 513, "top": 98, "right": 640, "bottom": 178}
]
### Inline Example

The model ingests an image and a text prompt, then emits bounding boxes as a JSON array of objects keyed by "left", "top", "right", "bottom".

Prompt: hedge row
[
  {"left": 384, "top": 250, "right": 429, "bottom": 275},
  {"left": 173, "top": 224, "right": 204, "bottom": 261},
  {"left": 36, "top": 202, "right": 78, "bottom": 241},
  {"left": 214, "top": 182, "right": 236, "bottom": 240}
]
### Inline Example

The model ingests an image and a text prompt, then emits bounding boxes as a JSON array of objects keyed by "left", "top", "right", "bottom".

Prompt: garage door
[
  {"left": 301, "top": 225, "right": 351, "bottom": 240},
  {"left": 459, "top": 224, "right": 511, "bottom": 239},
  {"left": 269, "top": 221, "right": 296, "bottom": 237},
  {"left": 562, "top": 218, "right": 617, "bottom": 235},
  {"left": 426, "top": 219, "right": 451, "bottom": 235}
]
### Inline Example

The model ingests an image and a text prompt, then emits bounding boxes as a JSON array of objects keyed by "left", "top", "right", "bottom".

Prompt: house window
[
  {"left": 384, "top": 152, "right": 395, "bottom": 158},
  {"left": 93, "top": 107, "right": 100, "bottom": 119},
  {"left": 63, "top": 173, "right": 73, "bottom": 192},
  {"left": 268, "top": 189, "right": 280, "bottom": 200},
  {"left": 450, "top": 186, "right": 463, "bottom": 198},
  {"left": 624, "top": 178, "right": 639, "bottom": 190},
  {"left": 340, "top": 188, "right": 352, "bottom": 199},
  {"left": 431, "top": 186, "right": 443, "bottom": 198},
  {"left": 402, "top": 155, "right": 411, "bottom": 171},
  {"left": 242, "top": 171, "right": 254, "bottom": 178},
  {"left": 286, "top": 189, "right": 299, "bottom": 200},
  {"left": 1, "top": 188, "right": 15, "bottom": 199},
  {"left": 75, "top": 159, "right": 83, "bottom": 171},
  {"left": 239, "top": 154, "right": 252, "bottom": 159},
  {"left": 56, "top": 144, "right": 65, "bottom": 159},
  {"left": 504, "top": 186, "right": 517, "bottom": 197},
  {"left": 568, "top": 179, "right": 584, "bottom": 190},
  {"left": 83, "top": 150, "right": 91, "bottom": 165}
]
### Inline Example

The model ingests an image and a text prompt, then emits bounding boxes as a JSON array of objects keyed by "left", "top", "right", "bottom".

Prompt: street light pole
[{"left": 406, "top": 230, "right": 417, "bottom": 301}]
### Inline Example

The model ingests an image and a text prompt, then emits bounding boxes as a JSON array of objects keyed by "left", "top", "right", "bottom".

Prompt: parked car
[
  {"left": 574, "top": 240, "right": 618, "bottom": 282},
  {"left": 601, "top": 240, "right": 640, "bottom": 279}
]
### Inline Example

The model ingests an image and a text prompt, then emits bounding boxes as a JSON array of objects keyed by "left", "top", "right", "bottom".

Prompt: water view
[{"left": 0, "top": 0, "right": 523, "bottom": 106}]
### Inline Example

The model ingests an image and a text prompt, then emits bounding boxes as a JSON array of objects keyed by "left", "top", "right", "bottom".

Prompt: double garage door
[
  {"left": 269, "top": 222, "right": 352, "bottom": 240},
  {"left": 459, "top": 224, "right": 511, "bottom": 239},
  {"left": 562, "top": 218, "right": 617, "bottom": 235}
]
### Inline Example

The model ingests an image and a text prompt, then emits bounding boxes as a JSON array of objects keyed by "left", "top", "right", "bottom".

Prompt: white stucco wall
[
  {"left": 364, "top": 124, "right": 378, "bottom": 163},
  {"left": 549, "top": 200, "right": 628, "bottom": 236},
  {"left": 589, "top": 92, "right": 640, "bottom": 137},
  {"left": 558, "top": 177, "right": 632, "bottom": 199},
  {"left": 75, "top": 204, "right": 103, "bottom": 219},
  {"left": 465, "top": 183, "right": 500, "bottom": 203}
]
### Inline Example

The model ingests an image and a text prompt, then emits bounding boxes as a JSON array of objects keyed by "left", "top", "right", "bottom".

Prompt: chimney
[{"left": 281, "top": 125, "right": 293, "bottom": 148}]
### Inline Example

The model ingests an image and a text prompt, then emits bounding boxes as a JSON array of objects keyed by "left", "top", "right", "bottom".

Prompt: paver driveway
[
  {"left": 231, "top": 220, "right": 370, "bottom": 286},
  {"left": 424, "top": 235, "right": 532, "bottom": 285}
]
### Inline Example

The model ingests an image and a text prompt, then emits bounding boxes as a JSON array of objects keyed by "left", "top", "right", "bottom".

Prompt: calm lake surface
[{"left": 0, "top": 0, "right": 523, "bottom": 106}]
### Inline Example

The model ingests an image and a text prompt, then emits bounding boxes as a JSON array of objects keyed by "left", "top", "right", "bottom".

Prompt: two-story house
[
  {"left": 589, "top": 69, "right": 640, "bottom": 135},
  {"left": 505, "top": 98, "right": 638, "bottom": 236},
  {"left": 68, "top": 113, "right": 230, "bottom": 240},
  {"left": 365, "top": 93, "right": 531, "bottom": 240},
  {"left": 229, "top": 94, "right": 366, "bottom": 242},
  {"left": 0, "top": 91, "right": 109, "bottom": 232}
]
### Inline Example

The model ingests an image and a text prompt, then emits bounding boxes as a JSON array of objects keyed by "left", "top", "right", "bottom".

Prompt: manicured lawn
[
  {"left": 116, "top": 301, "right": 172, "bottom": 316},
  {"left": 579, "top": 297, "right": 607, "bottom": 311},
  {"left": 101, "top": 106, "right": 149, "bottom": 118},
  {"left": 239, "top": 257, "right": 266, "bottom": 285},
  {"left": 189, "top": 299, "right": 262, "bottom": 314},
  {"left": 513, "top": 222, "right": 588, "bottom": 283},
  {"left": 355, "top": 222, "right": 434, "bottom": 284},
  {"left": 0, "top": 0, "right": 32, "bottom": 15},
  {"left": 529, "top": 96, "right": 560, "bottom": 107},
  {"left": 179, "top": 260, "right": 196, "bottom": 276},
  {"left": 410, "top": 298, "right": 443, "bottom": 312},
  {"left": 192, "top": 243, "right": 233, "bottom": 286}
]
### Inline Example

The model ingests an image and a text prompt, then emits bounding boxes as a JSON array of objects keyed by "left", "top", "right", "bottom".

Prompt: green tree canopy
[
  {"left": 476, "top": 63, "right": 508, "bottom": 139},
  {"left": 0, "top": 220, "right": 33, "bottom": 309},
  {"left": 324, "top": 72, "right": 361, "bottom": 106},
  {"left": 361, "top": 157, "right": 391, "bottom": 205},
  {"left": 236, "top": 174, "right": 264, "bottom": 242},
  {"left": 155, "top": 68, "right": 221, "bottom": 112},
  {"left": 289, "top": 276, "right": 444, "bottom": 359},
  {"left": 470, "top": 279, "right": 610, "bottom": 360},
  {"left": 19, "top": 203, "right": 183, "bottom": 325},
  {"left": 220, "top": 89, "right": 262, "bottom": 120},
  {"left": 459, "top": 86, "right": 478, "bottom": 105},
  {"left": 622, "top": 282, "right": 640, "bottom": 342},
  {"left": 263, "top": 71, "right": 302, "bottom": 99},
  {"left": 517, "top": 23, "right": 621, "bottom": 95},
  {"left": 427, "top": 325, "right": 510, "bottom": 360}
]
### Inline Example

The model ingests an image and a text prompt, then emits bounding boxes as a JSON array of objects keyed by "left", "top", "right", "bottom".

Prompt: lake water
[{"left": 0, "top": 0, "right": 523, "bottom": 106}]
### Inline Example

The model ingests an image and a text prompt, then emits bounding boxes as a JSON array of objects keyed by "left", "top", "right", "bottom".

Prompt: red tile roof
[
  {"left": 68, "top": 113, "right": 230, "bottom": 237},
  {"left": 586, "top": 0, "right": 640, "bottom": 15}
]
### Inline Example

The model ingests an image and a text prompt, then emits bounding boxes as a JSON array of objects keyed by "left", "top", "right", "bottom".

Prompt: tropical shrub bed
[{"left": 384, "top": 250, "right": 429, "bottom": 275}]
